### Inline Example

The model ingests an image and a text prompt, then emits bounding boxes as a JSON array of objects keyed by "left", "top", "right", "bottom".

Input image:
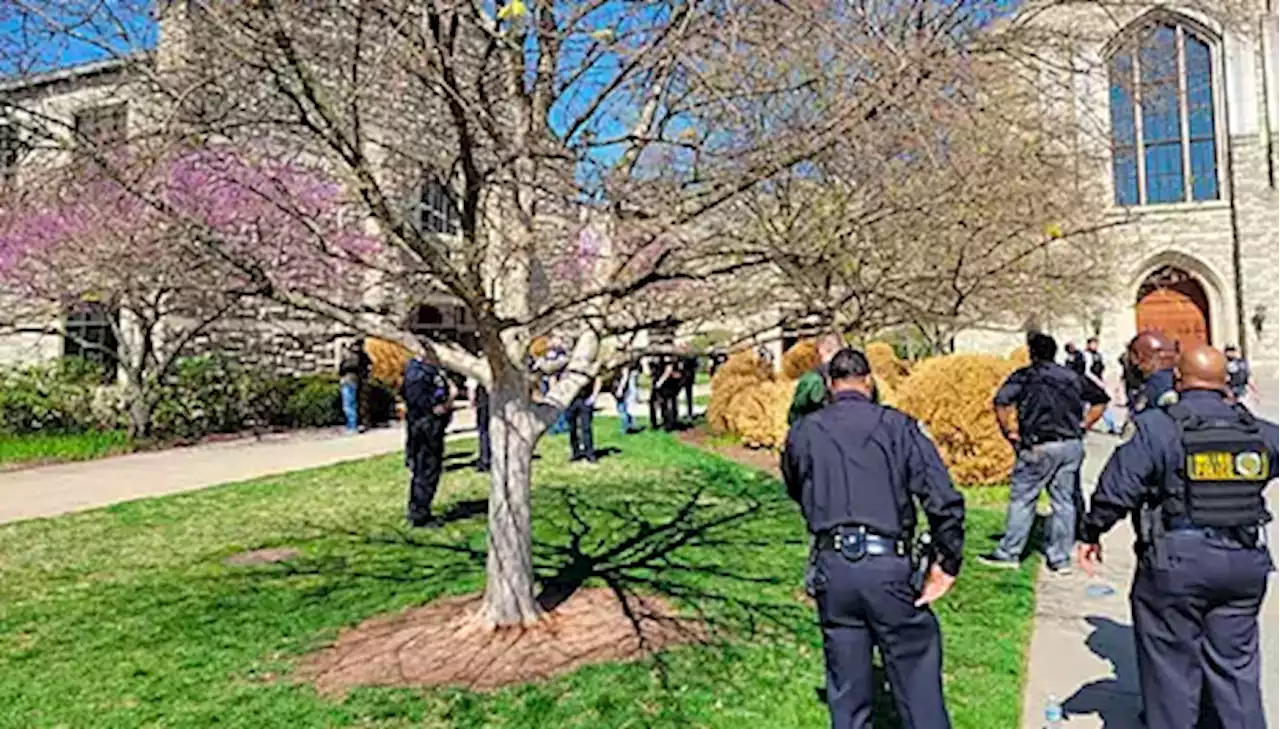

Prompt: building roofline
[{"left": 0, "top": 52, "right": 152, "bottom": 95}]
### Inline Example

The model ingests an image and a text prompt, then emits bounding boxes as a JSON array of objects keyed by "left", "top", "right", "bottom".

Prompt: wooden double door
[{"left": 1135, "top": 266, "right": 1211, "bottom": 351}]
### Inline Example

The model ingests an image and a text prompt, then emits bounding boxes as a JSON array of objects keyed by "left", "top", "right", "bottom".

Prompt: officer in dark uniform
[
  {"left": 1125, "top": 330, "right": 1179, "bottom": 414},
  {"left": 782, "top": 348, "right": 966, "bottom": 729},
  {"left": 1078, "top": 345, "right": 1277, "bottom": 729},
  {"left": 401, "top": 355, "right": 453, "bottom": 528}
]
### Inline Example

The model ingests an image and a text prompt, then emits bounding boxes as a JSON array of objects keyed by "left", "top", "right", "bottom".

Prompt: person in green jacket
[{"left": 788, "top": 333, "right": 844, "bottom": 424}]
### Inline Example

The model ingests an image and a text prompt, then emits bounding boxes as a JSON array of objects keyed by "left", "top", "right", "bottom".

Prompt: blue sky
[{"left": 0, "top": 2, "right": 154, "bottom": 76}]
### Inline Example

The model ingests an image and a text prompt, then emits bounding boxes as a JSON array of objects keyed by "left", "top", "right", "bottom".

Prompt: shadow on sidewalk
[
  {"left": 1063, "top": 618, "right": 1225, "bottom": 729},
  {"left": 1062, "top": 616, "right": 1142, "bottom": 728}
]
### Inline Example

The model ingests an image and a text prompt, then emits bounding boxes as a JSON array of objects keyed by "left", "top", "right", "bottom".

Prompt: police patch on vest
[
  {"left": 1156, "top": 390, "right": 1179, "bottom": 407},
  {"left": 1186, "top": 450, "right": 1270, "bottom": 482}
]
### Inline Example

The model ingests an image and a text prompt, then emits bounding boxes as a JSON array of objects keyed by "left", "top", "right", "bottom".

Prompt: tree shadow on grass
[{"left": 228, "top": 468, "right": 928, "bottom": 723}]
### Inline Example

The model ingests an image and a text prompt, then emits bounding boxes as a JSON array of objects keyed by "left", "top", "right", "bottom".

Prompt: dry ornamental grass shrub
[
  {"left": 873, "top": 375, "right": 898, "bottom": 409},
  {"left": 781, "top": 340, "right": 819, "bottom": 379},
  {"left": 1007, "top": 345, "right": 1030, "bottom": 368},
  {"left": 366, "top": 339, "right": 414, "bottom": 389},
  {"left": 726, "top": 379, "right": 797, "bottom": 450},
  {"left": 895, "top": 353, "right": 1016, "bottom": 485},
  {"left": 866, "top": 341, "right": 910, "bottom": 388},
  {"left": 707, "top": 350, "right": 772, "bottom": 434}
]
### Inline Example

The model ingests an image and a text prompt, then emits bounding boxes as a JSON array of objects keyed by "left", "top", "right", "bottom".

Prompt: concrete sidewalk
[
  {"left": 0, "top": 391, "right": 688, "bottom": 526},
  {"left": 0, "top": 409, "right": 477, "bottom": 525},
  {"left": 1019, "top": 434, "right": 1279, "bottom": 728}
]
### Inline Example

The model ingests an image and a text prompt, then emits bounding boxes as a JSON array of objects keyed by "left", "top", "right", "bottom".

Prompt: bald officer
[
  {"left": 1079, "top": 345, "right": 1278, "bottom": 729},
  {"left": 1125, "top": 330, "right": 1181, "bottom": 413}
]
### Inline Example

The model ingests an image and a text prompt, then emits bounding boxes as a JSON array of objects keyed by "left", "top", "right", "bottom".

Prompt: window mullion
[
  {"left": 1177, "top": 27, "right": 1193, "bottom": 202},
  {"left": 1133, "top": 42, "right": 1147, "bottom": 205}
]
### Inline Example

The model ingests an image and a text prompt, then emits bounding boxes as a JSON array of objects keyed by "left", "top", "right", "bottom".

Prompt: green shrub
[
  {"left": 246, "top": 376, "right": 305, "bottom": 429},
  {"left": 285, "top": 375, "right": 343, "bottom": 428},
  {"left": 281, "top": 374, "right": 397, "bottom": 428},
  {"left": 150, "top": 355, "right": 255, "bottom": 440},
  {"left": 0, "top": 358, "right": 116, "bottom": 435}
]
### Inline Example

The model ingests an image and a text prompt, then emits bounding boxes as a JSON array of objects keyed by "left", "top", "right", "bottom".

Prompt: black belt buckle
[{"left": 837, "top": 527, "right": 868, "bottom": 562}]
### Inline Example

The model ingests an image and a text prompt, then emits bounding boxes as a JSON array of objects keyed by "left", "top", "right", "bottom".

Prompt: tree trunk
[
  {"left": 481, "top": 379, "right": 546, "bottom": 627},
  {"left": 124, "top": 375, "right": 154, "bottom": 440}
]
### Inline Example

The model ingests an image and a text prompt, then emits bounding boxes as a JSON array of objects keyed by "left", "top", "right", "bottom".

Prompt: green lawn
[
  {"left": 0, "top": 428, "right": 1035, "bottom": 728},
  {"left": 0, "top": 430, "right": 130, "bottom": 467}
]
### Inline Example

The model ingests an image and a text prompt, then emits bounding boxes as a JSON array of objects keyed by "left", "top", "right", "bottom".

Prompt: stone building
[
  {"left": 0, "top": 21, "right": 473, "bottom": 378},
  {"left": 956, "top": 0, "right": 1279, "bottom": 405}
]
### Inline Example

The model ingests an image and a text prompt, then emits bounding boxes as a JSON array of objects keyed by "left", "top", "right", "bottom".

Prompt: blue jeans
[
  {"left": 550, "top": 410, "right": 568, "bottom": 435},
  {"left": 616, "top": 397, "right": 634, "bottom": 433},
  {"left": 994, "top": 438, "right": 1085, "bottom": 567},
  {"left": 340, "top": 381, "right": 359, "bottom": 431}
]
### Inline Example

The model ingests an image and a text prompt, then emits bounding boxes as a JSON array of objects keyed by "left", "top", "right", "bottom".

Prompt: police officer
[
  {"left": 1125, "top": 330, "right": 1179, "bottom": 414},
  {"left": 1078, "top": 345, "right": 1278, "bottom": 729},
  {"left": 401, "top": 354, "right": 454, "bottom": 528},
  {"left": 782, "top": 348, "right": 966, "bottom": 729},
  {"left": 980, "top": 332, "right": 1109, "bottom": 572}
]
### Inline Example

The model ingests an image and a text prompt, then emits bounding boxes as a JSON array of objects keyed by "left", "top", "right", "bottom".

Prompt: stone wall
[{"left": 957, "top": 0, "right": 1279, "bottom": 404}]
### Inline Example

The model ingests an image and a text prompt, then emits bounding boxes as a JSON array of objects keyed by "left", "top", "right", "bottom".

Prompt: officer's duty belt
[{"left": 814, "top": 526, "right": 908, "bottom": 557}]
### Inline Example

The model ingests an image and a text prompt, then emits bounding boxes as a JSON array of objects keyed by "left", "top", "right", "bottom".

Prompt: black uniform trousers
[
  {"left": 811, "top": 549, "right": 951, "bottom": 729},
  {"left": 1130, "top": 529, "right": 1272, "bottom": 729},
  {"left": 658, "top": 384, "right": 681, "bottom": 431},
  {"left": 567, "top": 399, "right": 596, "bottom": 462},
  {"left": 406, "top": 415, "right": 447, "bottom": 520}
]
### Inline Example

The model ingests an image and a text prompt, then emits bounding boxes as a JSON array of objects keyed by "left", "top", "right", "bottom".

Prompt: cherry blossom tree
[{"left": 0, "top": 149, "right": 371, "bottom": 437}]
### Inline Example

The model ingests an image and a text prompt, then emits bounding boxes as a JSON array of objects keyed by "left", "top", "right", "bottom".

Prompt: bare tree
[{"left": 0, "top": 0, "right": 1115, "bottom": 628}]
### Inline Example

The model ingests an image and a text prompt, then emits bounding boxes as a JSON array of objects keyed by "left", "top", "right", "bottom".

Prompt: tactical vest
[{"left": 1166, "top": 402, "right": 1271, "bottom": 528}]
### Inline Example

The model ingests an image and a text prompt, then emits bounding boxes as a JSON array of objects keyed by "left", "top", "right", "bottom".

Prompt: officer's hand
[
  {"left": 914, "top": 565, "right": 956, "bottom": 607},
  {"left": 1077, "top": 542, "right": 1102, "bottom": 577}
]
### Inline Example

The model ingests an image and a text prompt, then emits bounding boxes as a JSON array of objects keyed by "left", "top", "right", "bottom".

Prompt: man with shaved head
[
  {"left": 1079, "top": 344, "right": 1278, "bottom": 729},
  {"left": 1125, "top": 330, "right": 1181, "bottom": 413}
]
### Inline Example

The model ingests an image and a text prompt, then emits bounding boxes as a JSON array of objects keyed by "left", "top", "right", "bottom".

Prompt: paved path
[
  {"left": 0, "top": 409, "right": 477, "bottom": 525},
  {"left": 1020, "top": 433, "right": 1279, "bottom": 728},
  {"left": 0, "top": 387, "right": 700, "bottom": 526}
]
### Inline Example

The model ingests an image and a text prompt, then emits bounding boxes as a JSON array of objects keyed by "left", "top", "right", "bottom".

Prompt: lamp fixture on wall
[
  {"left": 1089, "top": 311, "right": 1104, "bottom": 338},
  {"left": 1252, "top": 304, "right": 1266, "bottom": 337}
]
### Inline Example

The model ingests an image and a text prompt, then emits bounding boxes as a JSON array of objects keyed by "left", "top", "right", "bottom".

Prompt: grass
[
  {"left": 0, "top": 430, "right": 131, "bottom": 467},
  {"left": 0, "top": 427, "right": 1036, "bottom": 729}
]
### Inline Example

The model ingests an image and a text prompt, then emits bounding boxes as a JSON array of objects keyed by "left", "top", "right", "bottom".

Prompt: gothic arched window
[{"left": 1109, "top": 19, "right": 1219, "bottom": 206}]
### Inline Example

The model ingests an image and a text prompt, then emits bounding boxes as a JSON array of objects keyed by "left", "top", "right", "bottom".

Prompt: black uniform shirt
[
  {"left": 1082, "top": 389, "right": 1279, "bottom": 544},
  {"left": 781, "top": 391, "right": 966, "bottom": 576},
  {"left": 994, "top": 361, "right": 1110, "bottom": 443},
  {"left": 1137, "top": 368, "right": 1177, "bottom": 412}
]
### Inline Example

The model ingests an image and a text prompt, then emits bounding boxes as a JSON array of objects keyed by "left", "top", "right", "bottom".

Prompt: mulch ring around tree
[
  {"left": 677, "top": 426, "right": 781, "bottom": 478},
  {"left": 297, "top": 589, "right": 704, "bottom": 695}
]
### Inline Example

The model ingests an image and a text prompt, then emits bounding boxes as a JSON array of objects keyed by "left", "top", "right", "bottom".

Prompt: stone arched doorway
[{"left": 1135, "top": 265, "right": 1211, "bottom": 351}]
